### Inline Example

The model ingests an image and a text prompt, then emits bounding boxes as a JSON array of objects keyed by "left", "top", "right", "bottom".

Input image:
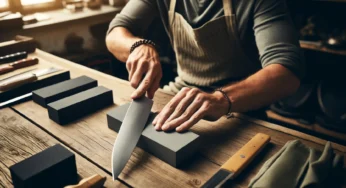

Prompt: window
[
  {"left": 0, "top": 0, "right": 62, "bottom": 13},
  {"left": 0, "top": 0, "right": 8, "bottom": 8}
]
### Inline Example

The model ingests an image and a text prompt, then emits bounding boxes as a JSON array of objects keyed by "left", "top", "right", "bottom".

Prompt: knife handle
[
  {"left": 0, "top": 73, "right": 37, "bottom": 91},
  {"left": 221, "top": 133, "right": 270, "bottom": 178},
  {"left": 0, "top": 65, "right": 14, "bottom": 75},
  {"left": 64, "top": 174, "right": 106, "bottom": 188},
  {"left": 12, "top": 57, "right": 39, "bottom": 69}
]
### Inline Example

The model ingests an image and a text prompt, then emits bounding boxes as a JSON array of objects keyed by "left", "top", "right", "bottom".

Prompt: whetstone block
[
  {"left": 32, "top": 76, "right": 98, "bottom": 107},
  {"left": 48, "top": 86, "right": 113, "bottom": 125},
  {"left": 107, "top": 103, "right": 201, "bottom": 167},
  {"left": 9, "top": 144, "right": 78, "bottom": 188}
]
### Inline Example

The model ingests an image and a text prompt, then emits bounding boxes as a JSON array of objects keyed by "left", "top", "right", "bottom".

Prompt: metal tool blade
[
  {"left": 33, "top": 67, "right": 61, "bottom": 77},
  {"left": 0, "top": 93, "right": 32, "bottom": 108},
  {"left": 201, "top": 169, "right": 234, "bottom": 188},
  {"left": 111, "top": 96, "right": 153, "bottom": 180},
  {"left": 0, "top": 68, "right": 37, "bottom": 82}
]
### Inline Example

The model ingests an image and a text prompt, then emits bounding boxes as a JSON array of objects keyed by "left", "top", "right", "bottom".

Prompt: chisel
[{"left": 202, "top": 133, "right": 270, "bottom": 188}]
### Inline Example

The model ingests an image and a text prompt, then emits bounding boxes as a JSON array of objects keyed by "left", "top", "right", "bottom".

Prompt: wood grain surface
[
  {"left": 0, "top": 108, "right": 126, "bottom": 188},
  {"left": 6, "top": 49, "right": 346, "bottom": 187}
]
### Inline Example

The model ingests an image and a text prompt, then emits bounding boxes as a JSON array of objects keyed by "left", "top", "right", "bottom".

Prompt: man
[{"left": 106, "top": 0, "right": 304, "bottom": 133}]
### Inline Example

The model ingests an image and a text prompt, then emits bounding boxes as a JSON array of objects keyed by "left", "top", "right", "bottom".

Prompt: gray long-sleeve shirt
[{"left": 108, "top": 0, "right": 305, "bottom": 79}]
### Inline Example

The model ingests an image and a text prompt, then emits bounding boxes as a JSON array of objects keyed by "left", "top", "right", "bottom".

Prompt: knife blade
[
  {"left": 201, "top": 133, "right": 270, "bottom": 188},
  {"left": 0, "top": 57, "right": 39, "bottom": 75},
  {"left": 111, "top": 96, "right": 153, "bottom": 180},
  {"left": 0, "top": 51, "right": 28, "bottom": 64},
  {"left": 0, "top": 67, "right": 61, "bottom": 91},
  {"left": 0, "top": 93, "right": 32, "bottom": 109}
]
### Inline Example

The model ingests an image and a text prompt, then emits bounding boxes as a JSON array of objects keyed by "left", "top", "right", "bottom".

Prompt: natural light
[
  {"left": 21, "top": 0, "right": 54, "bottom": 6},
  {"left": 0, "top": 0, "right": 8, "bottom": 8}
]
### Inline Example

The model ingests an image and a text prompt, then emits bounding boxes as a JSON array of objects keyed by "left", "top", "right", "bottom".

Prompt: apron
[{"left": 163, "top": 0, "right": 260, "bottom": 95}]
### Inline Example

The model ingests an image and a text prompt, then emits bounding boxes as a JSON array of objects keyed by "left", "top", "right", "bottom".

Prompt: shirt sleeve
[
  {"left": 107, "top": 0, "right": 159, "bottom": 37},
  {"left": 253, "top": 0, "right": 305, "bottom": 79}
]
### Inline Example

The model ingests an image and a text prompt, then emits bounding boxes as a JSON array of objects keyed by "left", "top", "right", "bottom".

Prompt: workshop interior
[{"left": 0, "top": 0, "right": 346, "bottom": 187}]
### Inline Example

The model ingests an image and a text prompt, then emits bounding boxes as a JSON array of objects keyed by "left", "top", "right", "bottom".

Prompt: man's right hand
[{"left": 126, "top": 44, "right": 162, "bottom": 99}]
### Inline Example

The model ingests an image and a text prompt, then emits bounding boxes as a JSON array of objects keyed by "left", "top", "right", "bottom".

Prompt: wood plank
[
  {"left": 0, "top": 108, "right": 126, "bottom": 188},
  {"left": 12, "top": 49, "right": 346, "bottom": 187}
]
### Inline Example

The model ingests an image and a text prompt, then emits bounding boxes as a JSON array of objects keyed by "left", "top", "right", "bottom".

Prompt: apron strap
[
  {"left": 169, "top": 0, "right": 177, "bottom": 12},
  {"left": 222, "top": 0, "right": 234, "bottom": 16}
]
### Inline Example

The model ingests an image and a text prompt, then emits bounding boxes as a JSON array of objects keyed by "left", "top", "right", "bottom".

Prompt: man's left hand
[{"left": 152, "top": 87, "right": 228, "bottom": 132}]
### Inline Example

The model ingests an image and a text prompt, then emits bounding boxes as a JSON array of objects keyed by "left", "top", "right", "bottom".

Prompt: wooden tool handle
[
  {"left": 0, "top": 65, "right": 14, "bottom": 75},
  {"left": 11, "top": 57, "right": 39, "bottom": 69},
  {"left": 221, "top": 133, "right": 270, "bottom": 178},
  {"left": 64, "top": 174, "right": 106, "bottom": 188},
  {"left": 0, "top": 73, "right": 37, "bottom": 91}
]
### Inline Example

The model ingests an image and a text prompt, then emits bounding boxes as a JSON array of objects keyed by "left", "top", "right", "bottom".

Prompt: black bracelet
[
  {"left": 130, "top": 39, "right": 158, "bottom": 54},
  {"left": 215, "top": 87, "right": 233, "bottom": 119}
]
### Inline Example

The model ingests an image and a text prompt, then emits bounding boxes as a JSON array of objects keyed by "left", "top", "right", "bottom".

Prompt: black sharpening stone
[
  {"left": 48, "top": 86, "right": 113, "bottom": 125},
  {"left": 9, "top": 144, "right": 78, "bottom": 188},
  {"left": 107, "top": 103, "right": 201, "bottom": 167},
  {"left": 32, "top": 76, "right": 98, "bottom": 107}
]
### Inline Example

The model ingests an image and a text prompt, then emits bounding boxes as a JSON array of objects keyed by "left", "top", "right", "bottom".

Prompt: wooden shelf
[
  {"left": 300, "top": 40, "right": 346, "bottom": 56},
  {"left": 266, "top": 110, "right": 346, "bottom": 145}
]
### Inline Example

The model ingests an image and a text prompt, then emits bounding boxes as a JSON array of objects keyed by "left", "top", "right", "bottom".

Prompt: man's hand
[
  {"left": 152, "top": 87, "right": 229, "bottom": 132},
  {"left": 127, "top": 44, "right": 162, "bottom": 99}
]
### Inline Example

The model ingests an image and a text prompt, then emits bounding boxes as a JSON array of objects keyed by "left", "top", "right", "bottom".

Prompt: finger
[
  {"left": 147, "top": 72, "right": 161, "bottom": 99},
  {"left": 153, "top": 87, "right": 190, "bottom": 130},
  {"left": 175, "top": 101, "right": 209, "bottom": 132},
  {"left": 130, "top": 61, "right": 147, "bottom": 88},
  {"left": 131, "top": 69, "right": 154, "bottom": 99},
  {"left": 161, "top": 96, "right": 203, "bottom": 131},
  {"left": 129, "top": 61, "right": 137, "bottom": 81},
  {"left": 165, "top": 88, "right": 199, "bottom": 123}
]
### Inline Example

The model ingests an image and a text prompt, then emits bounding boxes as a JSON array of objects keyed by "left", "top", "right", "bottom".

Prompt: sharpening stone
[
  {"left": 9, "top": 144, "right": 78, "bottom": 188},
  {"left": 32, "top": 76, "right": 98, "bottom": 107},
  {"left": 48, "top": 86, "right": 113, "bottom": 125},
  {"left": 107, "top": 103, "right": 201, "bottom": 167}
]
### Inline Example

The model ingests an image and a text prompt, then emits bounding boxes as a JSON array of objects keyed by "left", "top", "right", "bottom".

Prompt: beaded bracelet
[
  {"left": 215, "top": 87, "right": 233, "bottom": 119},
  {"left": 130, "top": 39, "right": 158, "bottom": 54}
]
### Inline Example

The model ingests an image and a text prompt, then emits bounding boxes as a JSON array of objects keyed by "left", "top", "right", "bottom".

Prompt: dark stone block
[
  {"left": 33, "top": 76, "right": 97, "bottom": 107},
  {"left": 107, "top": 103, "right": 201, "bottom": 167},
  {"left": 10, "top": 144, "right": 78, "bottom": 188},
  {"left": 48, "top": 86, "right": 113, "bottom": 125}
]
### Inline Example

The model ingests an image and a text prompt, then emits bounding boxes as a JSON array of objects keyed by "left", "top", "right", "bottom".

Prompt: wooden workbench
[{"left": 0, "top": 49, "right": 345, "bottom": 188}]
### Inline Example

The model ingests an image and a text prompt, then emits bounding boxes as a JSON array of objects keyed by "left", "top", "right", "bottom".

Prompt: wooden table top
[{"left": 0, "top": 49, "right": 345, "bottom": 188}]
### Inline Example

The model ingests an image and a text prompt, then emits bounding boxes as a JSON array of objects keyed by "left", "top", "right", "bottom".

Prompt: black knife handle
[{"left": 0, "top": 51, "right": 28, "bottom": 64}]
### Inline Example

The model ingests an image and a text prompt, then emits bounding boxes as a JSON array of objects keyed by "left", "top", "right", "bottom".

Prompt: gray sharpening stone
[
  {"left": 107, "top": 103, "right": 201, "bottom": 167},
  {"left": 33, "top": 76, "right": 98, "bottom": 107},
  {"left": 48, "top": 86, "right": 113, "bottom": 125},
  {"left": 9, "top": 144, "right": 78, "bottom": 188}
]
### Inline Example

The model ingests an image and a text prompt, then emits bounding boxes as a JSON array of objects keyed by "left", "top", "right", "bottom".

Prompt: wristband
[
  {"left": 130, "top": 39, "right": 158, "bottom": 54},
  {"left": 215, "top": 87, "right": 233, "bottom": 119}
]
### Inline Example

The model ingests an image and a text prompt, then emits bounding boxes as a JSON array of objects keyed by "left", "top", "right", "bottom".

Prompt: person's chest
[{"left": 174, "top": 0, "right": 224, "bottom": 28}]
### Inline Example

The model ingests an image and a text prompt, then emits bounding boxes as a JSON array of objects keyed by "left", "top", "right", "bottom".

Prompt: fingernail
[
  {"left": 176, "top": 127, "right": 182, "bottom": 132},
  {"left": 152, "top": 119, "right": 157, "bottom": 125},
  {"left": 155, "top": 124, "right": 160, "bottom": 130},
  {"left": 162, "top": 124, "right": 169, "bottom": 131}
]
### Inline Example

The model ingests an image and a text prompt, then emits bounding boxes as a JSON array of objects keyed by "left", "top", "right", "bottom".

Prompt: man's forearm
[
  {"left": 106, "top": 27, "right": 142, "bottom": 62},
  {"left": 223, "top": 64, "right": 300, "bottom": 112}
]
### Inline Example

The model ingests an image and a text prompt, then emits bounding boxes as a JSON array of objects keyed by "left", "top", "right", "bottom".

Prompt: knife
[
  {"left": 0, "top": 57, "right": 39, "bottom": 75},
  {"left": 0, "top": 51, "right": 28, "bottom": 64},
  {"left": 0, "top": 67, "right": 61, "bottom": 91},
  {"left": 0, "top": 93, "right": 32, "bottom": 109},
  {"left": 201, "top": 133, "right": 270, "bottom": 188},
  {"left": 111, "top": 96, "right": 153, "bottom": 180}
]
